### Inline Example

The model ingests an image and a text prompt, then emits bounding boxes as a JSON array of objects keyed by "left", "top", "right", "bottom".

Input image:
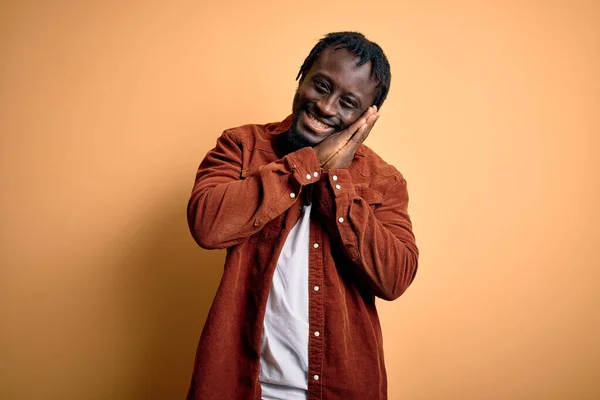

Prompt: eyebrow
[{"left": 312, "top": 73, "right": 363, "bottom": 108}]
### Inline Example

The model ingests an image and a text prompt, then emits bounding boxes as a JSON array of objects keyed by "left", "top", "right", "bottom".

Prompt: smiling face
[{"left": 285, "top": 47, "right": 379, "bottom": 150}]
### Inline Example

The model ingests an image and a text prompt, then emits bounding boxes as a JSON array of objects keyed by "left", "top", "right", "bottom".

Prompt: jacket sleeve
[
  {"left": 187, "top": 130, "right": 322, "bottom": 249},
  {"left": 314, "top": 169, "right": 419, "bottom": 301}
]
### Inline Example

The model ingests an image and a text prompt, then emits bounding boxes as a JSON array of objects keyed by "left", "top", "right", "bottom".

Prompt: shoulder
[
  {"left": 356, "top": 144, "right": 405, "bottom": 182},
  {"left": 221, "top": 116, "right": 292, "bottom": 149},
  {"left": 221, "top": 122, "right": 269, "bottom": 144}
]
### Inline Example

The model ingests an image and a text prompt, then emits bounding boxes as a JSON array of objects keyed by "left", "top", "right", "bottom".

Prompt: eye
[
  {"left": 314, "top": 80, "right": 329, "bottom": 93},
  {"left": 340, "top": 98, "right": 357, "bottom": 109}
]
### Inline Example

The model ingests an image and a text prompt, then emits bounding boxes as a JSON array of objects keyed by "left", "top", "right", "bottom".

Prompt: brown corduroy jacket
[{"left": 186, "top": 115, "right": 419, "bottom": 400}]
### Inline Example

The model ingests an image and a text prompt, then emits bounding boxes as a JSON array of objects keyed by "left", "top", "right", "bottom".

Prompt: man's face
[{"left": 289, "top": 47, "right": 379, "bottom": 148}]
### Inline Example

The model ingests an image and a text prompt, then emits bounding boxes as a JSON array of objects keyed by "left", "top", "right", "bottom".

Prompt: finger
[
  {"left": 342, "top": 106, "right": 376, "bottom": 137},
  {"left": 318, "top": 107, "right": 377, "bottom": 158},
  {"left": 351, "top": 112, "right": 379, "bottom": 140},
  {"left": 337, "top": 106, "right": 377, "bottom": 142},
  {"left": 350, "top": 112, "right": 379, "bottom": 145}
]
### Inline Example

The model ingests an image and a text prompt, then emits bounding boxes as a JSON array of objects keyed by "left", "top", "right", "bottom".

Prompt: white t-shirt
[{"left": 259, "top": 204, "right": 311, "bottom": 399}]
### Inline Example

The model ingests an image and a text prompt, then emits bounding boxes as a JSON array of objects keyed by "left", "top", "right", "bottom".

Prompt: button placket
[{"left": 308, "top": 219, "right": 324, "bottom": 394}]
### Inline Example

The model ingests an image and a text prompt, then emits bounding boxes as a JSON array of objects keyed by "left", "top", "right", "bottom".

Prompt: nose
[{"left": 315, "top": 96, "right": 337, "bottom": 117}]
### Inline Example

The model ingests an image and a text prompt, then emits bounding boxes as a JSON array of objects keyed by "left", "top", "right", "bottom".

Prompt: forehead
[{"left": 308, "top": 47, "right": 378, "bottom": 99}]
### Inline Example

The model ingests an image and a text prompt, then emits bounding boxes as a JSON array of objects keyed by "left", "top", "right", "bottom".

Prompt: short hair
[{"left": 296, "top": 31, "right": 392, "bottom": 109}]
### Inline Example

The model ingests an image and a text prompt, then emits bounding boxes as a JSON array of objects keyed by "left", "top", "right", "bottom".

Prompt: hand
[{"left": 314, "top": 106, "right": 380, "bottom": 171}]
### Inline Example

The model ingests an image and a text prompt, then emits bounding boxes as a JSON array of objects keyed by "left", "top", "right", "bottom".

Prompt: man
[{"left": 186, "top": 31, "right": 418, "bottom": 400}]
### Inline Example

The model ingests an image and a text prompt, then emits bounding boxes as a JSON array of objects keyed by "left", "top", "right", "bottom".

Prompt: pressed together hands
[{"left": 313, "top": 106, "right": 380, "bottom": 171}]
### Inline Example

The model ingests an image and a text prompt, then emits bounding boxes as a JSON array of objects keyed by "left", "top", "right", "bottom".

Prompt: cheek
[
  {"left": 341, "top": 111, "right": 363, "bottom": 128},
  {"left": 297, "top": 83, "right": 320, "bottom": 101}
]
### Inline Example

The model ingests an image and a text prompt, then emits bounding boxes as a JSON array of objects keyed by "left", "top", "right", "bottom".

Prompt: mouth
[{"left": 301, "top": 110, "right": 335, "bottom": 136}]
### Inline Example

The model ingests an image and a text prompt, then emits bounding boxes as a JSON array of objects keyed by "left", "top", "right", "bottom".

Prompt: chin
[{"left": 280, "top": 124, "right": 314, "bottom": 153}]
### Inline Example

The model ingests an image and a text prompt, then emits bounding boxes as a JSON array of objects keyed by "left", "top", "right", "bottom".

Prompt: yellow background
[{"left": 1, "top": 1, "right": 598, "bottom": 399}]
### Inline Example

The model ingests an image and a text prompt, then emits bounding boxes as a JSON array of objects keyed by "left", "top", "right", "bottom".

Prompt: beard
[{"left": 279, "top": 108, "right": 314, "bottom": 153}]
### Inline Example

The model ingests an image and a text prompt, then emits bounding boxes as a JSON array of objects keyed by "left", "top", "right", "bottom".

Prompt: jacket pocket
[
  {"left": 240, "top": 168, "right": 258, "bottom": 179},
  {"left": 355, "top": 186, "right": 384, "bottom": 207},
  {"left": 248, "top": 213, "right": 285, "bottom": 243}
]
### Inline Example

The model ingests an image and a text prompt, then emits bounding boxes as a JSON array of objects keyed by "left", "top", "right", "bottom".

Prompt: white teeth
[{"left": 308, "top": 113, "right": 330, "bottom": 130}]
